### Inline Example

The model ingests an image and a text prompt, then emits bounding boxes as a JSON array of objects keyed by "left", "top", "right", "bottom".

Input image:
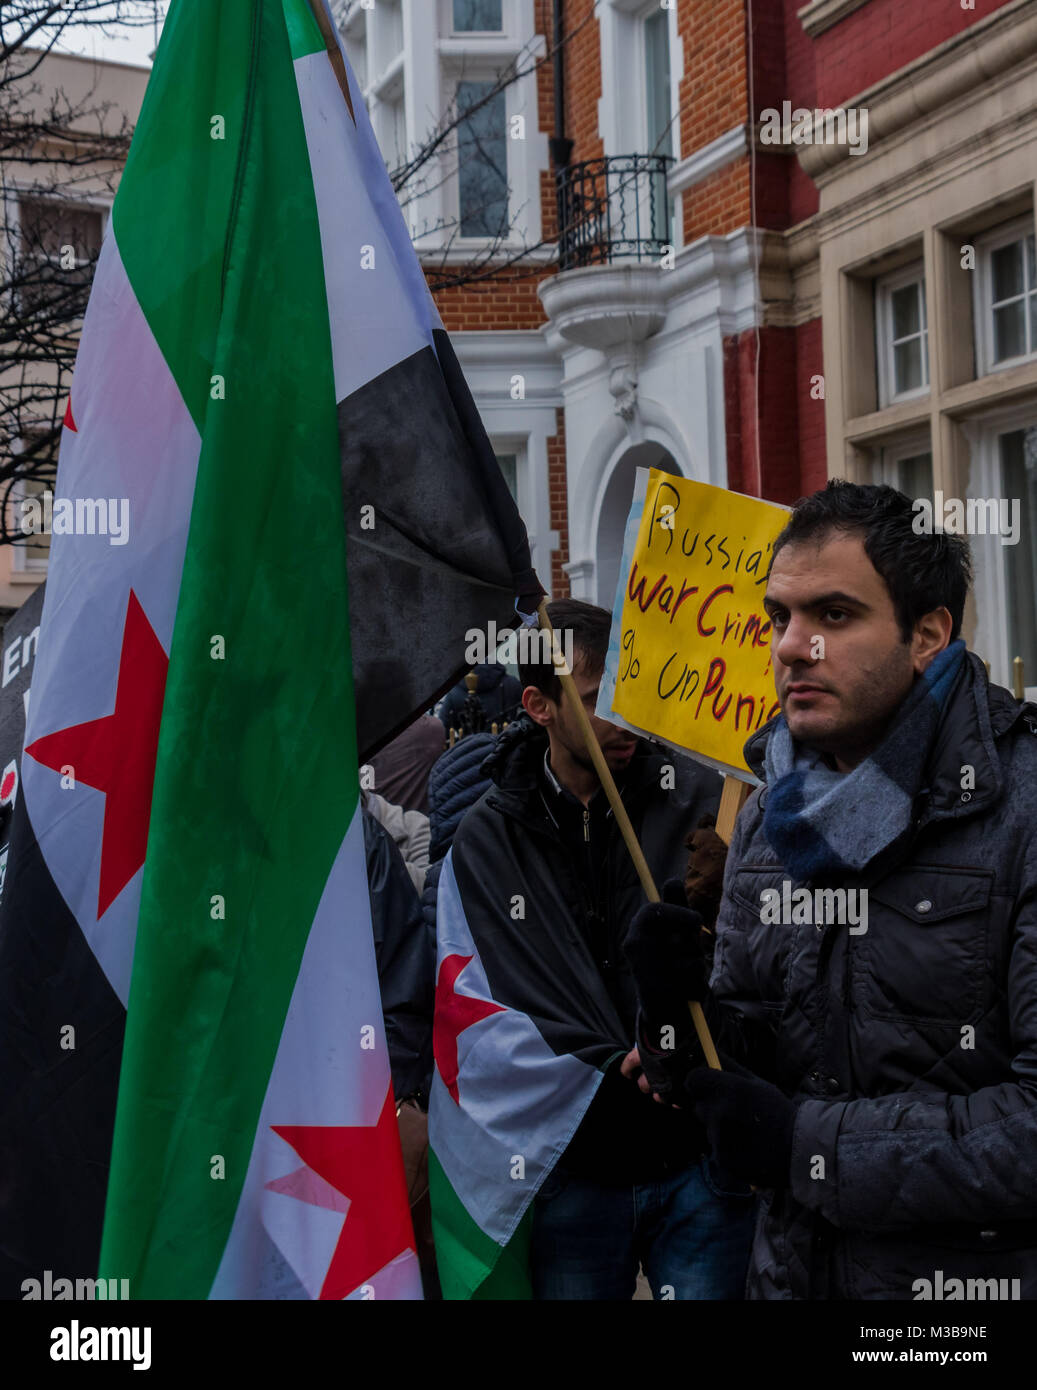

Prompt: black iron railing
[{"left": 557, "top": 155, "right": 673, "bottom": 271}]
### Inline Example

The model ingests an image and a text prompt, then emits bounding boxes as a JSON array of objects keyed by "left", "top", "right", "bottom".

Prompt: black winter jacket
[
  {"left": 363, "top": 811, "right": 434, "bottom": 1103},
  {"left": 449, "top": 717, "right": 723, "bottom": 1184},
  {"left": 712, "top": 655, "right": 1037, "bottom": 1299},
  {"left": 420, "top": 731, "right": 496, "bottom": 946}
]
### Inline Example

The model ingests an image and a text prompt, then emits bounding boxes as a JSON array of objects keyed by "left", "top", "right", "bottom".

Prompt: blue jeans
[{"left": 530, "top": 1157, "right": 756, "bottom": 1300}]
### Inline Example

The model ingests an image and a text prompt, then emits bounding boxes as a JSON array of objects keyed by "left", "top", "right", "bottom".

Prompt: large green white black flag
[{"left": 0, "top": 0, "right": 538, "bottom": 1299}]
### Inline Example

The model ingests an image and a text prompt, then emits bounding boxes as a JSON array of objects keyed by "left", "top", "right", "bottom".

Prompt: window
[
  {"left": 976, "top": 220, "right": 1037, "bottom": 374},
  {"left": 999, "top": 425, "right": 1037, "bottom": 691},
  {"left": 8, "top": 433, "right": 55, "bottom": 576},
  {"left": 16, "top": 198, "right": 103, "bottom": 318},
  {"left": 453, "top": 0, "right": 503, "bottom": 33},
  {"left": 14, "top": 478, "right": 51, "bottom": 573},
  {"left": 456, "top": 80, "right": 509, "bottom": 238},
  {"left": 644, "top": 6, "right": 673, "bottom": 160},
  {"left": 495, "top": 452, "right": 518, "bottom": 501},
  {"left": 642, "top": 3, "right": 673, "bottom": 245},
  {"left": 873, "top": 437, "right": 933, "bottom": 501},
  {"left": 990, "top": 233, "right": 1036, "bottom": 364},
  {"left": 387, "top": 96, "right": 406, "bottom": 173},
  {"left": 965, "top": 409, "right": 1037, "bottom": 697},
  {"left": 876, "top": 266, "right": 929, "bottom": 405}
]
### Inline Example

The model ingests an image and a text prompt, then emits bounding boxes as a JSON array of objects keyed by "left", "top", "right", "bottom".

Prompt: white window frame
[
  {"left": 872, "top": 431, "right": 932, "bottom": 494},
  {"left": 973, "top": 215, "right": 1037, "bottom": 377},
  {"left": 442, "top": 0, "right": 505, "bottom": 35},
  {"left": 875, "top": 263, "right": 929, "bottom": 407},
  {"left": 338, "top": 1, "right": 368, "bottom": 91},
  {"left": 490, "top": 435, "right": 529, "bottom": 524},
  {"left": 599, "top": 0, "right": 681, "bottom": 162},
  {"left": 961, "top": 400, "right": 1037, "bottom": 699},
  {"left": 446, "top": 71, "right": 513, "bottom": 242},
  {"left": 433, "top": 34, "right": 545, "bottom": 252},
  {"left": 440, "top": 0, "right": 517, "bottom": 38}
]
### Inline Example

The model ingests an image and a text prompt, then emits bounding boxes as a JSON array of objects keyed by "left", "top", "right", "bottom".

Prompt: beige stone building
[
  {"left": 806, "top": 1, "right": 1037, "bottom": 698},
  {"left": 0, "top": 50, "right": 149, "bottom": 614}
]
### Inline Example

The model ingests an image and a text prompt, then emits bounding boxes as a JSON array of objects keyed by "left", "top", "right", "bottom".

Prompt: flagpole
[
  {"left": 306, "top": 0, "right": 357, "bottom": 123},
  {"left": 537, "top": 600, "right": 721, "bottom": 1071}
]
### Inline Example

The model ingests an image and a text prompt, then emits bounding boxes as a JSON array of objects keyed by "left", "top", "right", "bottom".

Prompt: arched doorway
[{"left": 595, "top": 441, "right": 681, "bottom": 609}]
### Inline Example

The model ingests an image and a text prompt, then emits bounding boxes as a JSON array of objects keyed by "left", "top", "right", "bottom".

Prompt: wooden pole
[
  {"left": 1013, "top": 656, "right": 1025, "bottom": 700},
  {"left": 306, "top": 0, "right": 356, "bottom": 123},
  {"left": 716, "top": 775, "right": 750, "bottom": 845},
  {"left": 537, "top": 600, "right": 721, "bottom": 1070}
]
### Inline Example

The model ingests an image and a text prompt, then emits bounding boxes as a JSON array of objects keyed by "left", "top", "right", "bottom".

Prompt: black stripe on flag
[
  {"left": 341, "top": 330, "right": 542, "bottom": 762},
  {"left": 0, "top": 793, "right": 125, "bottom": 1298}
]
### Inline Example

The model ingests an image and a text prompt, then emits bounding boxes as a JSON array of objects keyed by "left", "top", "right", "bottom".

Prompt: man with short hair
[
  {"left": 435, "top": 598, "right": 754, "bottom": 1299},
  {"left": 626, "top": 480, "right": 1037, "bottom": 1299}
]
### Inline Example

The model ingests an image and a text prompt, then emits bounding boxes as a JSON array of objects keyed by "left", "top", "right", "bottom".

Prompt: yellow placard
[{"left": 597, "top": 470, "right": 790, "bottom": 781}]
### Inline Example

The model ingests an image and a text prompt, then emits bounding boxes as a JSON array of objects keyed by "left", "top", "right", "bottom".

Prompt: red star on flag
[
  {"left": 63, "top": 398, "right": 77, "bottom": 432},
  {"left": 269, "top": 1085, "right": 415, "bottom": 1299},
  {"left": 25, "top": 589, "right": 168, "bottom": 918},
  {"left": 434, "top": 953, "right": 505, "bottom": 1105}
]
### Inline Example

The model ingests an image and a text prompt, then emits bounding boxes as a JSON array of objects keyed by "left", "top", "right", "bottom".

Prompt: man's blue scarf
[{"left": 762, "top": 640, "right": 967, "bottom": 879}]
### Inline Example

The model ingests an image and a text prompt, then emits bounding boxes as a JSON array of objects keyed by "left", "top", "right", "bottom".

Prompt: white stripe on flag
[
  {"left": 210, "top": 808, "right": 422, "bottom": 1300},
  {"left": 22, "top": 231, "right": 201, "bottom": 1003},
  {"left": 291, "top": 48, "right": 441, "bottom": 405},
  {"left": 430, "top": 852, "right": 603, "bottom": 1246}
]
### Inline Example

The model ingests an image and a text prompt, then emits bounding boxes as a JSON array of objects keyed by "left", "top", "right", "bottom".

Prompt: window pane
[
  {"left": 891, "top": 282, "right": 920, "bottom": 339},
  {"left": 896, "top": 452, "right": 933, "bottom": 502},
  {"left": 992, "top": 241, "right": 1024, "bottom": 303},
  {"left": 453, "top": 0, "right": 503, "bottom": 31},
  {"left": 1028, "top": 234, "right": 1036, "bottom": 289},
  {"left": 495, "top": 453, "right": 517, "bottom": 500},
  {"left": 1000, "top": 428, "right": 1037, "bottom": 690},
  {"left": 19, "top": 477, "right": 52, "bottom": 566},
  {"left": 18, "top": 200, "right": 102, "bottom": 315},
  {"left": 457, "top": 81, "right": 508, "bottom": 237},
  {"left": 993, "top": 301, "right": 1026, "bottom": 362},
  {"left": 894, "top": 338, "right": 923, "bottom": 393},
  {"left": 20, "top": 199, "right": 102, "bottom": 260},
  {"left": 644, "top": 9, "right": 672, "bottom": 158}
]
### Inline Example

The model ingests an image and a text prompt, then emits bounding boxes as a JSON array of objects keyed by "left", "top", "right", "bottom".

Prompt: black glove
[
  {"left": 624, "top": 877, "right": 709, "bottom": 1023},
  {"left": 683, "top": 1066, "right": 797, "bottom": 1189}
]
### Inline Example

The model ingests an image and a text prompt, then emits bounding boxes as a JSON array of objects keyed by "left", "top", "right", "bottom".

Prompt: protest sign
[{"left": 598, "top": 469, "right": 789, "bottom": 782}]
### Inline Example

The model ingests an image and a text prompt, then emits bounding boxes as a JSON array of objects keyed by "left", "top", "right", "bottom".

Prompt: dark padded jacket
[
  {"left": 363, "top": 811, "right": 434, "bottom": 1103},
  {"left": 711, "top": 655, "right": 1037, "bottom": 1300},
  {"left": 420, "top": 731, "right": 496, "bottom": 945},
  {"left": 436, "top": 664, "right": 522, "bottom": 733}
]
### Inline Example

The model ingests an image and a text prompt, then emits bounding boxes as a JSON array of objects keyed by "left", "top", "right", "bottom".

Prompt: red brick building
[{"left": 338, "top": 0, "right": 1036, "bottom": 695}]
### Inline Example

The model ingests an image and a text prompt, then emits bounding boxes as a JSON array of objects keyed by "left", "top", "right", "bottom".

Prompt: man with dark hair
[
  {"left": 626, "top": 480, "right": 1037, "bottom": 1299},
  {"left": 435, "top": 598, "right": 755, "bottom": 1299}
]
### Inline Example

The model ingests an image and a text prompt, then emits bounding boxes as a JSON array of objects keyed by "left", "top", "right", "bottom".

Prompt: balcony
[{"left": 557, "top": 154, "right": 674, "bottom": 272}]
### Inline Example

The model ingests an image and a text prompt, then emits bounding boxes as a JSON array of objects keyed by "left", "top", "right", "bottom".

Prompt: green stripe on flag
[
  {"left": 111, "top": 2, "right": 254, "bottom": 432},
  {"left": 282, "top": 0, "right": 326, "bottom": 60},
  {"left": 99, "top": 0, "right": 354, "bottom": 1297},
  {"left": 429, "top": 1153, "right": 533, "bottom": 1300}
]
